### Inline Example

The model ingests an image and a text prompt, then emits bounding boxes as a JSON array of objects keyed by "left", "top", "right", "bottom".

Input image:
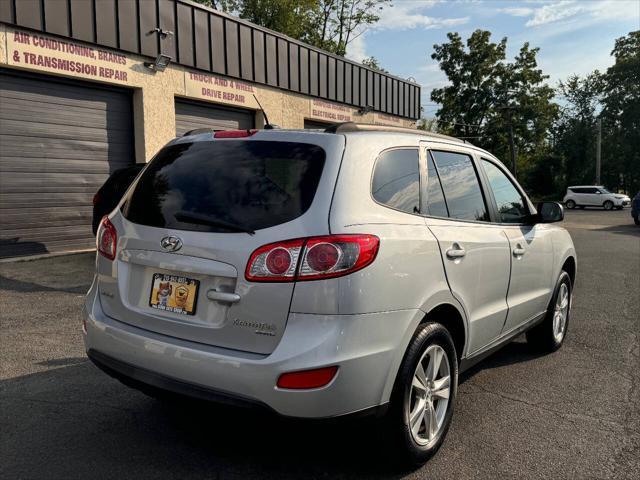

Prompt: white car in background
[{"left": 563, "top": 186, "right": 631, "bottom": 210}]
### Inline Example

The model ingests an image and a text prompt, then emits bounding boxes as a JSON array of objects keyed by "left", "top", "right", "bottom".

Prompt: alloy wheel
[
  {"left": 407, "top": 345, "right": 451, "bottom": 447},
  {"left": 553, "top": 282, "right": 570, "bottom": 343}
]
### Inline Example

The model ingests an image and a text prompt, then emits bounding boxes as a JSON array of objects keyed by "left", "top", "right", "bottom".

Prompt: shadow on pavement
[
  {"left": 1, "top": 337, "right": 550, "bottom": 479},
  {"left": 459, "top": 338, "right": 542, "bottom": 384},
  {"left": 595, "top": 224, "right": 640, "bottom": 237},
  {"left": 1, "top": 362, "right": 410, "bottom": 479},
  {"left": 0, "top": 274, "right": 91, "bottom": 295}
]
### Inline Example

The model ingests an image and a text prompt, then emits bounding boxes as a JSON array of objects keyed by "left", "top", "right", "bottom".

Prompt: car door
[
  {"left": 584, "top": 187, "right": 601, "bottom": 205},
  {"left": 421, "top": 144, "right": 511, "bottom": 355},
  {"left": 479, "top": 158, "right": 555, "bottom": 333}
]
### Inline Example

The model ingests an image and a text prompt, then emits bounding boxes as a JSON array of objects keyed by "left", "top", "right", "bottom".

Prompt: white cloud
[
  {"left": 375, "top": 3, "right": 469, "bottom": 31},
  {"left": 346, "top": 35, "right": 368, "bottom": 63},
  {"left": 499, "top": 7, "right": 535, "bottom": 17},
  {"left": 346, "top": 3, "right": 469, "bottom": 64},
  {"left": 526, "top": 0, "right": 583, "bottom": 27},
  {"left": 499, "top": 0, "right": 639, "bottom": 28}
]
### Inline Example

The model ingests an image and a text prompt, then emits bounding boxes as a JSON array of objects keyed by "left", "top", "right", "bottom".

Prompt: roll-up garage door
[
  {"left": 0, "top": 70, "right": 134, "bottom": 258},
  {"left": 175, "top": 99, "right": 255, "bottom": 136}
]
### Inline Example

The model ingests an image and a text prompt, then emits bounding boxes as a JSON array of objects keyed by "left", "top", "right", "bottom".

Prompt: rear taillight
[
  {"left": 92, "top": 192, "right": 101, "bottom": 206},
  {"left": 214, "top": 129, "right": 258, "bottom": 138},
  {"left": 245, "top": 234, "right": 379, "bottom": 282},
  {"left": 96, "top": 216, "right": 117, "bottom": 260}
]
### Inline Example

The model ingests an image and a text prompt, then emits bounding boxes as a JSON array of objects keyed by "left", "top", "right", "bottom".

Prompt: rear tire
[
  {"left": 603, "top": 200, "right": 614, "bottom": 210},
  {"left": 384, "top": 322, "right": 458, "bottom": 467},
  {"left": 527, "top": 271, "right": 572, "bottom": 352},
  {"left": 565, "top": 200, "right": 576, "bottom": 209}
]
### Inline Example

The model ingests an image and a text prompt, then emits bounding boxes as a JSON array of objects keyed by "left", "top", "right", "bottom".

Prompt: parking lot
[{"left": 1, "top": 208, "right": 638, "bottom": 479}]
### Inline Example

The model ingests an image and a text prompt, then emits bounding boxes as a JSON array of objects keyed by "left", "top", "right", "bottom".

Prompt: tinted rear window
[{"left": 122, "top": 141, "right": 326, "bottom": 232}]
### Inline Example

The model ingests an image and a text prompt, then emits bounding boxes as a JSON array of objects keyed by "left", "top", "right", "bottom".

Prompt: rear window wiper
[{"left": 174, "top": 211, "right": 255, "bottom": 235}]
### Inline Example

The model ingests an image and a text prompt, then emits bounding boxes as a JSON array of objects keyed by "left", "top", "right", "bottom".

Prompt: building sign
[
  {"left": 185, "top": 72, "right": 259, "bottom": 109},
  {"left": 374, "top": 113, "right": 403, "bottom": 126},
  {"left": 309, "top": 99, "right": 355, "bottom": 122},
  {"left": 6, "top": 28, "right": 131, "bottom": 83}
]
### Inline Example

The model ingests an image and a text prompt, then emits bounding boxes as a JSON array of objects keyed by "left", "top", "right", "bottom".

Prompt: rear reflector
[
  {"left": 214, "top": 129, "right": 258, "bottom": 138},
  {"left": 245, "top": 234, "right": 379, "bottom": 282},
  {"left": 277, "top": 366, "right": 339, "bottom": 390}
]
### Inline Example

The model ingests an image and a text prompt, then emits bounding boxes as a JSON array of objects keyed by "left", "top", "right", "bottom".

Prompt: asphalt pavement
[{"left": 1, "top": 208, "right": 638, "bottom": 479}]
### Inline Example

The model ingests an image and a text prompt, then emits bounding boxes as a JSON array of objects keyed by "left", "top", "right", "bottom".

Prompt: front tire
[
  {"left": 603, "top": 200, "right": 614, "bottom": 210},
  {"left": 385, "top": 322, "right": 458, "bottom": 467},
  {"left": 527, "top": 271, "right": 572, "bottom": 352},
  {"left": 565, "top": 199, "right": 576, "bottom": 209}
]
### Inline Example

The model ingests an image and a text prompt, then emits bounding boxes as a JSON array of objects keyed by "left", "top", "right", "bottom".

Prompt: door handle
[
  {"left": 207, "top": 289, "right": 240, "bottom": 304},
  {"left": 513, "top": 244, "right": 526, "bottom": 257},
  {"left": 446, "top": 244, "right": 466, "bottom": 259}
]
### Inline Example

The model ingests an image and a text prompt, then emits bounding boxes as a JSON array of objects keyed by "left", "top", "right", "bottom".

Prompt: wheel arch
[
  {"left": 562, "top": 255, "right": 576, "bottom": 287},
  {"left": 380, "top": 295, "right": 468, "bottom": 405}
]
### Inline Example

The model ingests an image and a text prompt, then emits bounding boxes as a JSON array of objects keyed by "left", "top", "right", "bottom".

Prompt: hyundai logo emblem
[{"left": 160, "top": 236, "right": 183, "bottom": 252}]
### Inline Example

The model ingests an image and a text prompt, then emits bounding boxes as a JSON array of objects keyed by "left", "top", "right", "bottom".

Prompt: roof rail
[{"left": 324, "top": 122, "right": 467, "bottom": 144}]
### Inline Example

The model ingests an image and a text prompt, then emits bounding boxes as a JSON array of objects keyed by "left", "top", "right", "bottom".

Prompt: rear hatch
[{"left": 99, "top": 131, "right": 345, "bottom": 355}]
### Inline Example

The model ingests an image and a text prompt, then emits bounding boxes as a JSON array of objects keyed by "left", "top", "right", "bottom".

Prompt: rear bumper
[{"left": 83, "top": 280, "right": 421, "bottom": 418}]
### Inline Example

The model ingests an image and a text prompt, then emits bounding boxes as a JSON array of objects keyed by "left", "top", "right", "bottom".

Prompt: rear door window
[
  {"left": 425, "top": 152, "right": 449, "bottom": 217},
  {"left": 122, "top": 141, "right": 326, "bottom": 233},
  {"left": 430, "top": 150, "right": 489, "bottom": 222},
  {"left": 371, "top": 148, "right": 420, "bottom": 214}
]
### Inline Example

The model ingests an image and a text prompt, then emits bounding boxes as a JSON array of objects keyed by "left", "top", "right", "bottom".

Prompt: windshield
[
  {"left": 121, "top": 140, "right": 326, "bottom": 233},
  {"left": 599, "top": 188, "right": 612, "bottom": 194}
]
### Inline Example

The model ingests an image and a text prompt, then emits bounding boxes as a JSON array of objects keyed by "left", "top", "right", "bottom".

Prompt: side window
[
  {"left": 482, "top": 160, "right": 529, "bottom": 223},
  {"left": 372, "top": 148, "right": 420, "bottom": 214},
  {"left": 425, "top": 152, "right": 449, "bottom": 217},
  {"left": 430, "top": 150, "right": 489, "bottom": 221}
]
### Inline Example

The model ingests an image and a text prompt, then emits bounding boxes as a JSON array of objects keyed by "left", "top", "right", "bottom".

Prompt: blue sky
[{"left": 344, "top": 0, "right": 640, "bottom": 117}]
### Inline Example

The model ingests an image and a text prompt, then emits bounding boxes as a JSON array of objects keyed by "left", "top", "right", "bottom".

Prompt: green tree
[
  {"left": 430, "top": 30, "right": 507, "bottom": 140},
  {"left": 553, "top": 73, "right": 602, "bottom": 188},
  {"left": 361, "top": 56, "right": 388, "bottom": 72},
  {"left": 198, "top": 0, "right": 390, "bottom": 57},
  {"left": 600, "top": 31, "right": 640, "bottom": 193},
  {"left": 307, "top": 0, "right": 390, "bottom": 56},
  {"left": 430, "top": 30, "right": 558, "bottom": 194}
]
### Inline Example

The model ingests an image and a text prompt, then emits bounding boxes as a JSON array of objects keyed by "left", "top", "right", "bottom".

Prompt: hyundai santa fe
[{"left": 84, "top": 123, "right": 577, "bottom": 465}]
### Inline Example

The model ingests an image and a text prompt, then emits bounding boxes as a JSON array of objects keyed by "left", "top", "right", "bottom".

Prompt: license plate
[{"left": 149, "top": 273, "right": 199, "bottom": 316}]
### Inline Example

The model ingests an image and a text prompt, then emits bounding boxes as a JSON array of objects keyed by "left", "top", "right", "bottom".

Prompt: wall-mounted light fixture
[
  {"left": 357, "top": 105, "right": 374, "bottom": 115},
  {"left": 144, "top": 54, "right": 172, "bottom": 72}
]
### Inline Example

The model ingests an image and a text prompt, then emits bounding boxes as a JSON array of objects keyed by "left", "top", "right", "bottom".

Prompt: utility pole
[{"left": 595, "top": 118, "right": 602, "bottom": 185}]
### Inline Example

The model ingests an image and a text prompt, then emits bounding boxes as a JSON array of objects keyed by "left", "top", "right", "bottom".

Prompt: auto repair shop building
[{"left": 0, "top": 0, "right": 421, "bottom": 258}]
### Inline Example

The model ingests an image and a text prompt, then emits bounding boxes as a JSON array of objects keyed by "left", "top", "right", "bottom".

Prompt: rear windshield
[{"left": 121, "top": 141, "right": 326, "bottom": 233}]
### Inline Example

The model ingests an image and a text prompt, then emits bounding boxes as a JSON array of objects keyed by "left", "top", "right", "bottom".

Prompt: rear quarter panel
[{"left": 291, "top": 133, "right": 462, "bottom": 319}]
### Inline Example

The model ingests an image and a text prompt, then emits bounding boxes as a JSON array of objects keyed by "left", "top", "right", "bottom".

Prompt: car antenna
[{"left": 253, "top": 94, "right": 279, "bottom": 129}]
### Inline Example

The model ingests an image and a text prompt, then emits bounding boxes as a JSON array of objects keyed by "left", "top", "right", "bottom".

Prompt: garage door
[
  {"left": 175, "top": 99, "right": 255, "bottom": 136},
  {"left": 0, "top": 70, "right": 134, "bottom": 258}
]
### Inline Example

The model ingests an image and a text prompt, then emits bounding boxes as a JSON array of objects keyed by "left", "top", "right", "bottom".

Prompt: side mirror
[{"left": 536, "top": 201, "right": 564, "bottom": 223}]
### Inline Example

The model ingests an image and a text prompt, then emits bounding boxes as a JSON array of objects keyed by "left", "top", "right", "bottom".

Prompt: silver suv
[{"left": 85, "top": 123, "right": 577, "bottom": 465}]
